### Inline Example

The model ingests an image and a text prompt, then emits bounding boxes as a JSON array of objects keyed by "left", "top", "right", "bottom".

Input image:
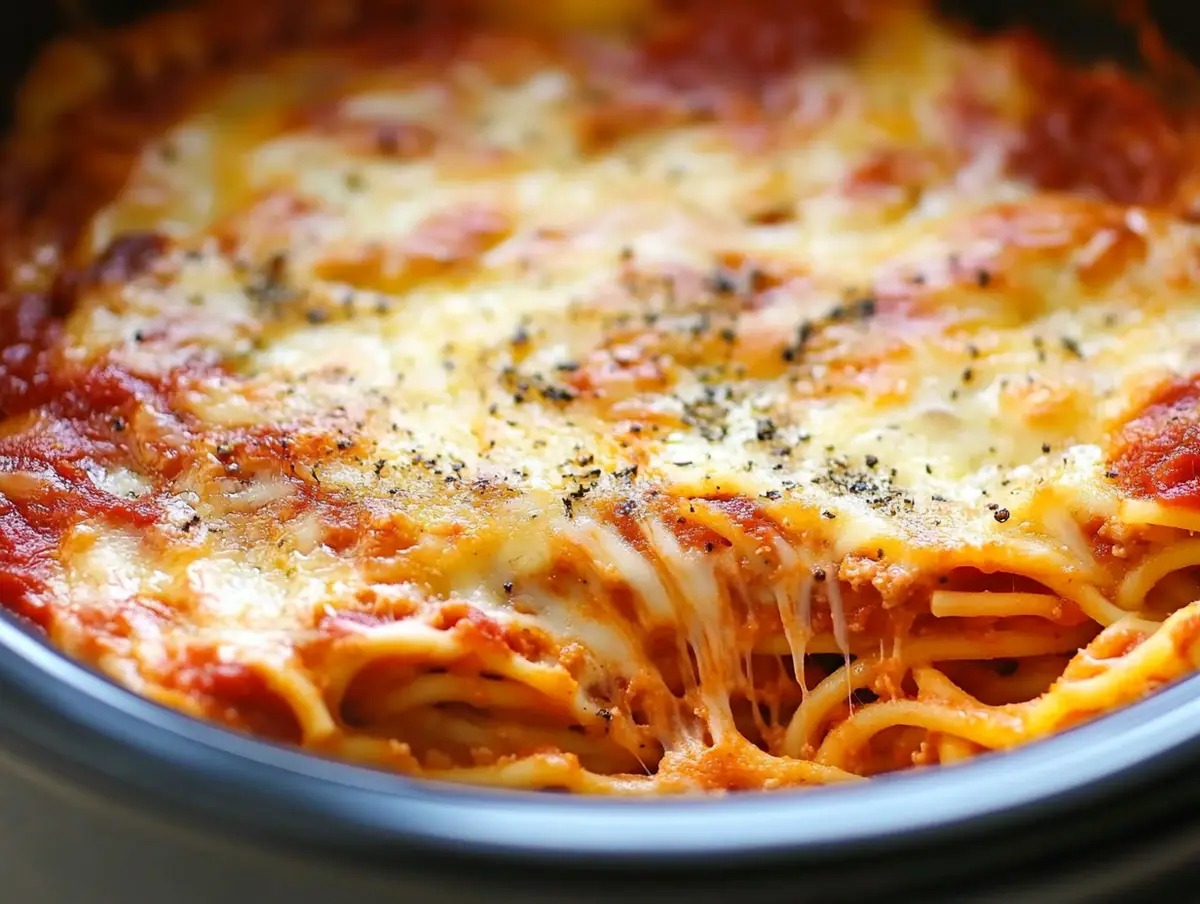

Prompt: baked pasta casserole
[{"left": 3, "top": 0, "right": 1200, "bottom": 792}]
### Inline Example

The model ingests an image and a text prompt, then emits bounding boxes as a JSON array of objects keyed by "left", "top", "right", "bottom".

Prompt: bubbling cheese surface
[{"left": 5, "top": 0, "right": 1200, "bottom": 792}]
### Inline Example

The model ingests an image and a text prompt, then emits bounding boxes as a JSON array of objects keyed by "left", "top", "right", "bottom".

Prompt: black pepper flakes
[
  {"left": 503, "top": 582, "right": 514, "bottom": 594},
  {"left": 853, "top": 296, "right": 878, "bottom": 319},
  {"left": 812, "top": 566, "right": 827, "bottom": 582},
  {"left": 1061, "top": 337, "right": 1084, "bottom": 358},
  {"left": 782, "top": 321, "right": 815, "bottom": 363},
  {"left": 993, "top": 508, "right": 1011, "bottom": 523},
  {"left": 541, "top": 385, "right": 577, "bottom": 403},
  {"left": 865, "top": 454, "right": 879, "bottom": 469},
  {"left": 709, "top": 268, "right": 738, "bottom": 295}
]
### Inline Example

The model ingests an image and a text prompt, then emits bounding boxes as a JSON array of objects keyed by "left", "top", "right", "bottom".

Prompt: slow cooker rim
[{"left": 1, "top": 609, "right": 1199, "bottom": 872}]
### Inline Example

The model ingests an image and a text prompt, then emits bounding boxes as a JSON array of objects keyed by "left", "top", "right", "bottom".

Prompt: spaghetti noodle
[{"left": 2, "top": 0, "right": 1200, "bottom": 793}]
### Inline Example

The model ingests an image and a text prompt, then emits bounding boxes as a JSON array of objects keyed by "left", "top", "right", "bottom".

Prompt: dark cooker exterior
[{"left": 5, "top": 2, "right": 1200, "bottom": 902}]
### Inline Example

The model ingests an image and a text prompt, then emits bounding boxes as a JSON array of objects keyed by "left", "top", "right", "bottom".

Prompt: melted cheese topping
[{"left": 5, "top": 0, "right": 1200, "bottom": 793}]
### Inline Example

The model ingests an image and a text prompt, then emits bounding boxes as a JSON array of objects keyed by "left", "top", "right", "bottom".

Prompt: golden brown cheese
[{"left": 5, "top": 0, "right": 1200, "bottom": 793}]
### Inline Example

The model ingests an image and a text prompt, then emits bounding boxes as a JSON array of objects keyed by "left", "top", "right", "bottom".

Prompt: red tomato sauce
[{"left": 1111, "top": 377, "right": 1200, "bottom": 507}]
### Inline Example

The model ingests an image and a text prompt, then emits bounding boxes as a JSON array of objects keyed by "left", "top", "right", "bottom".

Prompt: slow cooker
[{"left": 3, "top": 2, "right": 1200, "bottom": 902}]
